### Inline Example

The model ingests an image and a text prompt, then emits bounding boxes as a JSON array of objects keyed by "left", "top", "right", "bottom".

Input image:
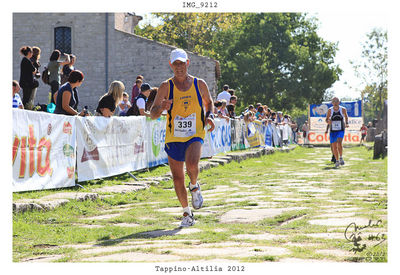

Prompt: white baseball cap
[{"left": 170, "top": 48, "right": 188, "bottom": 64}]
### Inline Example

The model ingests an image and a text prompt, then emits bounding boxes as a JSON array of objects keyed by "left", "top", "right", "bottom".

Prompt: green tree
[
  {"left": 217, "top": 13, "right": 341, "bottom": 112},
  {"left": 351, "top": 28, "right": 387, "bottom": 120},
  {"left": 135, "top": 13, "right": 341, "bottom": 117},
  {"left": 135, "top": 13, "right": 242, "bottom": 58}
]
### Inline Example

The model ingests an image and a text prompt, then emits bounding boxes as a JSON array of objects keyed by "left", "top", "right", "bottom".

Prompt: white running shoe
[
  {"left": 180, "top": 212, "right": 195, "bottom": 227},
  {"left": 339, "top": 158, "right": 345, "bottom": 165},
  {"left": 335, "top": 161, "right": 340, "bottom": 168},
  {"left": 189, "top": 182, "right": 204, "bottom": 210}
]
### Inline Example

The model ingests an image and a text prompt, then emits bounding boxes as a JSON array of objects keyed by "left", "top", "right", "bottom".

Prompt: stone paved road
[{"left": 17, "top": 146, "right": 387, "bottom": 263}]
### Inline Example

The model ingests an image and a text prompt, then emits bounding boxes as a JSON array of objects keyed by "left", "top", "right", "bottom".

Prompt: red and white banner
[
  {"left": 12, "top": 109, "right": 77, "bottom": 192},
  {"left": 305, "top": 130, "right": 361, "bottom": 144},
  {"left": 76, "top": 116, "right": 148, "bottom": 182}
]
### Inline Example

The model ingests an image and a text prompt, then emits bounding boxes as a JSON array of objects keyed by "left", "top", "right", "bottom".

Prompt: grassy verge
[{"left": 13, "top": 144, "right": 387, "bottom": 262}]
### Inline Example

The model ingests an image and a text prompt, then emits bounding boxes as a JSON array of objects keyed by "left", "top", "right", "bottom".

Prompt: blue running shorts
[
  {"left": 165, "top": 137, "right": 204, "bottom": 162},
  {"left": 330, "top": 130, "right": 345, "bottom": 144}
]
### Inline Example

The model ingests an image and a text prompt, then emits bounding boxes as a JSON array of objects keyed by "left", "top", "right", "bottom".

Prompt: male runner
[
  {"left": 150, "top": 49, "right": 215, "bottom": 227},
  {"left": 325, "top": 97, "right": 349, "bottom": 168}
]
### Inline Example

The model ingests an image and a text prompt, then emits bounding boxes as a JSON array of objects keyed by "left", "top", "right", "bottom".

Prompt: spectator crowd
[{"left": 214, "top": 84, "right": 299, "bottom": 144}]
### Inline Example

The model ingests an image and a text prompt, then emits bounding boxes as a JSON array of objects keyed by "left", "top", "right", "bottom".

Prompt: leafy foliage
[
  {"left": 136, "top": 13, "right": 341, "bottom": 115},
  {"left": 351, "top": 28, "right": 387, "bottom": 120}
]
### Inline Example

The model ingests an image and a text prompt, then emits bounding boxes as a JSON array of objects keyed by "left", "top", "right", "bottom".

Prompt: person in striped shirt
[{"left": 12, "top": 80, "right": 24, "bottom": 109}]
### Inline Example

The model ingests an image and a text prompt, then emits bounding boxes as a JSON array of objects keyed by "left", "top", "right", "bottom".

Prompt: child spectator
[
  {"left": 12, "top": 80, "right": 24, "bottom": 109},
  {"left": 220, "top": 99, "right": 228, "bottom": 116},
  {"left": 118, "top": 92, "right": 131, "bottom": 116},
  {"left": 216, "top": 99, "right": 230, "bottom": 122}
]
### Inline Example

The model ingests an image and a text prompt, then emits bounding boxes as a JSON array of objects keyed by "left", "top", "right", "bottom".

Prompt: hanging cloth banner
[
  {"left": 12, "top": 109, "right": 77, "bottom": 192},
  {"left": 145, "top": 117, "right": 168, "bottom": 168},
  {"left": 76, "top": 116, "right": 147, "bottom": 182}
]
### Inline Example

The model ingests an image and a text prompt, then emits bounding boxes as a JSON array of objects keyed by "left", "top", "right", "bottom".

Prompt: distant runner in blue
[{"left": 325, "top": 97, "right": 349, "bottom": 168}]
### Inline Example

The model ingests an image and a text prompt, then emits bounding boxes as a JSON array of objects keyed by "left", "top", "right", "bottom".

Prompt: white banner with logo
[
  {"left": 202, "top": 118, "right": 231, "bottom": 158},
  {"left": 76, "top": 116, "right": 147, "bottom": 182},
  {"left": 145, "top": 117, "right": 168, "bottom": 168},
  {"left": 310, "top": 117, "right": 363, "bottom": 132},
  {"left": 12, "top": 109, "right": 77, "bottom": 192}
]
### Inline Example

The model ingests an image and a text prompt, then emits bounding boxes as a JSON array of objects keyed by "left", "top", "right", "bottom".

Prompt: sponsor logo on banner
[
  {"left": 151, "top": 122, "right": 166, "bottom": 157},
  {"left": 81, "top": 147, "right": 99, "bottom": 162},
  {"left": 13, "top": 109, "right": 76, "bottom": 192},
  {"left": 63, "top": 121, "right": 72, "bottom": 134},
  {"left": 63, "top": 144, "right": 75, "bottom": 158},
  {"left": 307, "top": 131, "right": 360, "bottom": 144},
  {"left": 134, "top": 139, "right": 145, "bottom": 154},
  {"left": 76, "top": 116, "right": 148, "bottom": 182},
  {"left": 310, "top": 117, "right": 363, "bottom": 131},
  {"left": 12, "top": 125, "right": 53, "bottom": 179}
]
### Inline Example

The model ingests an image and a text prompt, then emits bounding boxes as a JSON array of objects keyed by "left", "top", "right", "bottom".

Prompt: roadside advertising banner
[
  {"left": 306, "top": 130, "right": 361, "bottom": 144},
  {"left": 308, "top": 100, "right": 363, "bottom": 144},
  {"left": 203, "top": 118, "right": 231, "bottom": 157},
  {"left": 310, "top": 100, "right": 362, "bottom": 118},
  {"left": 231, "top": 119, "right": 248, "bottom": 151},
  {"left": 76, "top": 116, "right": 147, "bottom": 182},
  {"left": 12, "top": 109, "right": 77, "bottom": 192},
  {"left": 145, "top": 117, "right": 168, "bottom": 168}
]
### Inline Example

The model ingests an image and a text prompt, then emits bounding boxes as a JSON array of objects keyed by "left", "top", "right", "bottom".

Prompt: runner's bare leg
[
  {"left": 337, "top": 138, "right": 343, "bottom": 157},
  {"left": 168, "top": 157, "right": 188, "bottom": 208},
  {"left": 332, "top": 142, "right": 339, "bottom": 163},
  {"left": 185, "top": 141, "right": 202, "bottom": 185}
]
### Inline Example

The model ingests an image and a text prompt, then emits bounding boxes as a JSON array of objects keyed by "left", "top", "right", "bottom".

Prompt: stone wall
[
  {"left": 13, "top": 13, "right": 108, "bottom": 110},
  {"left": 108, "top": 27, "right": 218, "bottom": 101},
  {"left": 13, "top": 13, "right": 218, "bottom": 112}
]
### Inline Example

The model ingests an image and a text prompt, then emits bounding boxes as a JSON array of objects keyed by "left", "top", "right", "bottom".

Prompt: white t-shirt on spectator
[
  {"left": 136, "top": 97, "right": 146, "bottom": 110},
  {"left": 217, "top": 91, "right": 231, "bottom": 102}
]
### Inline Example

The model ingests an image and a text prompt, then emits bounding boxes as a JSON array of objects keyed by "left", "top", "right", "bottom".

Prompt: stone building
[{"left": 13, "top": 13, "right": 220, "bottom": 111}]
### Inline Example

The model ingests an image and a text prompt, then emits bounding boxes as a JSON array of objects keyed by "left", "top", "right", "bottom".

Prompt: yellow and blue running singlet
[
  {"left": 165, "top": 77, "right": 205, "bottom": 143},
  {"left": 164, "top": 77, "right": 206, "bottom": 161}
]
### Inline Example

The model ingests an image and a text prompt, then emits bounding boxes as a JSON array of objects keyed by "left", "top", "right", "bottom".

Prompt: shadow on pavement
[{"left": 95, "top": 227, "right": 183, "bottom": 246}]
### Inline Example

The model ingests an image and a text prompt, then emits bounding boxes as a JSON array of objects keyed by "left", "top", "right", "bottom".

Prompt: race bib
[
  {"left": 174, "top": 113, "right": 196, "bottom": 138},
  {"left": 331, "top": 121, "right": 342, "bottom": 131}
]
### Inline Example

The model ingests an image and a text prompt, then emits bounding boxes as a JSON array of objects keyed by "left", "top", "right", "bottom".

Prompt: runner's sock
[
  {"left": 183, "top": 206, "right": 192, "bottom": 216},
  {"left": 189, "top": 182, "right": 198, "bottom": 190}
]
